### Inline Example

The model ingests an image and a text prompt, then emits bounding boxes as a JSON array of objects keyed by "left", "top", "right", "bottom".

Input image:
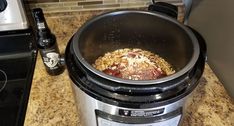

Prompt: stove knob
[{"left": 0, "top": 0, "right": 7, "bottom": 12}]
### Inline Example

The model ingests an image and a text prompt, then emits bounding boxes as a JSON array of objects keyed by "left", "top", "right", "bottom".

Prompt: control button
[{"left": 0, "top": 0, "right": 7, "bottom": 12}]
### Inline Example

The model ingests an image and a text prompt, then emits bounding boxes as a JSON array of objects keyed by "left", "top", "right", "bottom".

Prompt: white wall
[{"left": 188, "top": 0, "right": 234, "bottom": 98}]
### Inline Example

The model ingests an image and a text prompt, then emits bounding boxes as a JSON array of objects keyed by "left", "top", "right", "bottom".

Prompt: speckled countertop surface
[{"left": 24, "top": 11, "right": 234, "bottom": 126}]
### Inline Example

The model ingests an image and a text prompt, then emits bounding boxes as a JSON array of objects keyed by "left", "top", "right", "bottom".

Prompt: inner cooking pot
[{"left": 72, "top": 10, "right": 200, "bottom": 85}]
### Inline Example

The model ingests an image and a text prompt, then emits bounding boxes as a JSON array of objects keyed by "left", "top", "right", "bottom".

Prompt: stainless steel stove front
[{"left": 0, "top": 0, "right": 28, "bottom": 31}]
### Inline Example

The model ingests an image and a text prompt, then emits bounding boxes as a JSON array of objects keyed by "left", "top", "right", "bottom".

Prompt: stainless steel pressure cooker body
[{"left": 65, "top": 10, "right": 206, "bottom": 126}]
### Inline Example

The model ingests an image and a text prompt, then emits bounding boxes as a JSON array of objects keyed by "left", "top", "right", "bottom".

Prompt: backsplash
[
  {"left": 26, "top": 0, "right": 183, "bottom": 13},
  {"left": 26, "top": 0, "right": 184, "bottom": 22}
]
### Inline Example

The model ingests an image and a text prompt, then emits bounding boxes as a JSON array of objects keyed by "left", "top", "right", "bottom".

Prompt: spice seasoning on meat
[{"left": 93, "top": 48, "right": 175, "bottom": 80}]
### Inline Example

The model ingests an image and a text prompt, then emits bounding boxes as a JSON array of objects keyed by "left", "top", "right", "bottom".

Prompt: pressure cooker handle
[{"left": 148, "top": 1, "right": 178, "bottom": 19}]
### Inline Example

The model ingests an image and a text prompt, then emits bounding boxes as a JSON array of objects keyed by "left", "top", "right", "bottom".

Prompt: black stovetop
[
  {"left": 0, "top": 79, "right": 27, "bottom": 126},
  {"left": 0, "top": 52, "right": 36, "bottom": 126},
  {"left": 0, "top": 30, "right": 37, "bottom": 126}
]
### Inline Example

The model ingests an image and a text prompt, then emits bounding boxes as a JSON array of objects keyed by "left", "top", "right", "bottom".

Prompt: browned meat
[{"left": 93, "top": 48, "right": 175, "bottom": 80}]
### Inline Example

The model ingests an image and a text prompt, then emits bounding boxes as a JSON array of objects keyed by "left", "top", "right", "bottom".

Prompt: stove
[
  {"left": 0, "top": 0, "right": 37, "bottom": 126},
  {"left": 0, "top": 54, "right": 36, "bottom": 126},
  {"left": 0, "top": 0, "right": 28, "bottom": 31}
]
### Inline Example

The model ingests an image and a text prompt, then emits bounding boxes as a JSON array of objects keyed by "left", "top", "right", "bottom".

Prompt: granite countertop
[{"left": 24, "top": 11, "right": 234, "bottom": 126}]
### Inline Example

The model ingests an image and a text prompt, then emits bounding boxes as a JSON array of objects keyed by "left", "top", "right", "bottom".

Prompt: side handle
[{"left": 148, "top": 1, "right": 178, "bottom": 19}]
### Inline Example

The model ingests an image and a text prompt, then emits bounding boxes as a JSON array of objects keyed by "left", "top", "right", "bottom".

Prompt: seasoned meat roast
[{"left": 93, "top": 48, "right": 175, "bottom": 80}]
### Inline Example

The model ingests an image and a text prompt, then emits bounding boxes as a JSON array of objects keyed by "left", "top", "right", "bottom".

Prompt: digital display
[
  {"left": 119, "top": 108, "right": 164, "bottom": 117},
  {"left": 97, "top": 115, "right": 181, "bottom": 126}
]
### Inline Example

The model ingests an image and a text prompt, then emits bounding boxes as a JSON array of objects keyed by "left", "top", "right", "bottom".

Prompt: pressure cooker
[{"left": 65, "top": 2, "right": 206, "bottom": 126}]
